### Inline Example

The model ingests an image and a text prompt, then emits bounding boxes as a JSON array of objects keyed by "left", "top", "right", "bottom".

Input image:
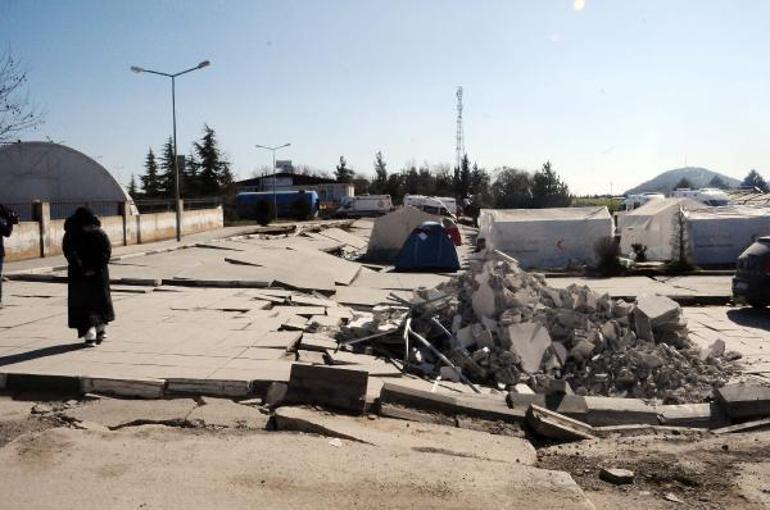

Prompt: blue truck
[{"left": 236, "top": 190, "right": 320, "bottom": 221}]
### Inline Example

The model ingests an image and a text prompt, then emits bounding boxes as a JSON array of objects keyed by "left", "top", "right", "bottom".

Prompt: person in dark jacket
[
  {"left": 63, "top": 207, "right": 114, "bottom": 345},
  {"left": 0, "top": 204, "right": 17, "bottom": 306}
]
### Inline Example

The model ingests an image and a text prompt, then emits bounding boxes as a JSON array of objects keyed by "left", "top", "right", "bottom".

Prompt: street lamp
[
  {"left": 131, "top": 59, "right": 211, "bottom": 242},
  {"left": 255, "top": 143, "right": 291, "bottom": 220}
]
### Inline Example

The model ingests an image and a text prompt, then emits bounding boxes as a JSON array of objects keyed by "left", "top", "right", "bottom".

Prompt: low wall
[
  {"left": 3, "top": 222, "right": 40, "bottom": 262},
  {"left": 3, "top": 205, "right": 223, "bottom": 263}
]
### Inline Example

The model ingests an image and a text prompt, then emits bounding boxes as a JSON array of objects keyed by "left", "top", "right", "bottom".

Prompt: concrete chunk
[
  {"left": 600, "top": 467, "right": 634, "bottom": 485},
  {"left": 715, "top": 383, "right": 770, "bottom": 420},
  {"left": 526, "top": 404, "right": 596, "bottom": 441},
  {"left": 507, "top": 322, "right": 552, "bottom": 374}
]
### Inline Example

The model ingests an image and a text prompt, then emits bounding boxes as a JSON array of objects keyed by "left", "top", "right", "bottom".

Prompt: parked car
[{"left": 732, "top": 236, "right": 770, "bottom": 308}]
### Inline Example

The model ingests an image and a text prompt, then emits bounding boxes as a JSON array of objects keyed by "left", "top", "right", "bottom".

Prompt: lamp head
[
  {"left": 198, "top": 60, "right": 211, "bottom": 69},
  {"left": 130, "top": 66, "right": 144, "bottom": 73}
]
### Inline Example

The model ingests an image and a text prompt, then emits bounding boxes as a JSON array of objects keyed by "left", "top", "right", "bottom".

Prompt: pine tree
[
  {"left": 707, "top": 175, "right": 729, "bottom": 190},
  {"left": 741, "top": 169, "right": 769, "bottom": 192},
  {"left": 335, "top": 156, "right": 354, "bottom": 182},
  {"left": 194, "top": 124, "right": 229, "bottom": 196},
  {"left": 669, "top": 206, "right": 694, "bottom": 271},
  {"left": 531, "top": 160, "right": 570, "bottom": 208},
  {"left": 674, "top": 177, "right": 693, "bottom": 190},
  {"left": 128, "top": 174, "right": 138, "bottom": 198},
  {"left": 183, "top": 150, "right": 200, "bottom": 197},
  {"left": 140, "top": 148, "right": 162, "bottom": 197},
  {"left": 372, "top": 151, "right": 388, "bottom": 194},
  {"left": 158, "top": 137, "right": 176, "bottom": 197}
]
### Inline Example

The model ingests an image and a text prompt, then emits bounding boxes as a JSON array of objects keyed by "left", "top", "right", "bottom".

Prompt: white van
[
  {"left": 403, "top": 194, "right": 457, "bottom": 216},
  {"left": 335, "top": 195, "right": 393, "bottom": 217},
  {"left": 671, "top": 188, "right": 731, "bottom": 206}
]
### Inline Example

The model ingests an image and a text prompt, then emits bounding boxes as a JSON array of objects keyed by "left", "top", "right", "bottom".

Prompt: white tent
[
  {"left": 687, "top": 206, "right": 770, "bottom": 265},
  {"left": 618, "top": 198, "right": 705, "bottom": 261},
  {"left": 478, "top": 207, "right": 613, "bottom": 269},
  {"left": 365, "top": 206, "right": 438, "bottom": 261}
]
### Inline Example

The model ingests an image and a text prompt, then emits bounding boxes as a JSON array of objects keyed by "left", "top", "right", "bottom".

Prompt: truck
[
  {"left": 236, "top": 190, "right": 320, "bottom": 221},
  {"left": 403, "top": 194, "right": 457, "bottom": 216},
  {"left": 335, "top": 195, "right": 393, "bottom": 217}
]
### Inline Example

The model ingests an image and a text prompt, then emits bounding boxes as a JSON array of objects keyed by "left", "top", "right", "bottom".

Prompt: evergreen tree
[
  {"left": 335, "top": 156, "right": 354, "bottom": 182},
  {"left": 469, "top": 164, "right": 492, "bottom": 208},
  {"left": 707, "top": 175, "right": 730, "bottom": 189},
  {"left": 158, "top": 137, "right": 176, "bottom": 197},
  {"left": 140, "top": 148, "right": 162, "bottom": 197},
  {"left": 674, "top": 177, "right": 693, "bottom": 190},
  {"left": 531, "top": 161, "right": 570, "bottom": 208},
  {"left": 371, "top": 151, "right": 388, "bottom": 193},
  {"left": 194, "top": 124, "right": 230, "bottom": 196},
  {"left": 741, "top": 169, "right": 769, "bottom": 192},
  {"left": 128, "top": 174, "right": 138, "bottom": 199},
  {"left": 183, "top": 150, "right": 201, "bottom": 197},
  {"left": 453, "top": 154, "right": 471, "bottom": 199}
]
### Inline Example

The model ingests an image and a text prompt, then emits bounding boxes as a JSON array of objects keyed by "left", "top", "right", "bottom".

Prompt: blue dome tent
[{"left": 395, "top": 221, "right": 460, "bottom": 272}]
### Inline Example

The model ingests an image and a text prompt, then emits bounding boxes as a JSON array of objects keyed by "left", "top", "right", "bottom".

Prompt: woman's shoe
[{"left": 84, "top": 327, "right": 97, "bottom": 346}]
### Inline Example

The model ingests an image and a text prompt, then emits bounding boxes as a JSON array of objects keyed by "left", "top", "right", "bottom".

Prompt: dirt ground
[{"left": 538, "top": 431, "right": 770, "bottom": 509}]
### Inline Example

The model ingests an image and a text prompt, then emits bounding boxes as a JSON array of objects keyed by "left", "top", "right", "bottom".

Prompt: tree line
[
  {"left": 341, "top": 151, "right": 571, "bottom": 209},
  {"left": 129, "top": 124, "right": 234, "bottom": 199}
]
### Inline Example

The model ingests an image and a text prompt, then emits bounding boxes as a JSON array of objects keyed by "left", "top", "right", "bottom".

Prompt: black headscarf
[{"left": 65, "top": 207, "right": 101, "bottom": 232}]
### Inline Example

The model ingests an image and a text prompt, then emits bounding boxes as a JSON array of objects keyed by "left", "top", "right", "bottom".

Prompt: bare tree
[{"left": 0, "top": 50, "right": 42, "bottom": 141}]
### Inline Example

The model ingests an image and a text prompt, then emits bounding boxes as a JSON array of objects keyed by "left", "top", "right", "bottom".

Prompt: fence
[
  {"left": 134, "top": 197, "right": 221, "bottom": 214},
  {"left": 3, "top": 200, "right": 224, "bottom": 262}
]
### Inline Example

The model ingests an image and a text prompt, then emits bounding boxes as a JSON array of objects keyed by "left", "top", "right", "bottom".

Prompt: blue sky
[{"left": 3, "top": 0, "right": 770, "bottom": 194}]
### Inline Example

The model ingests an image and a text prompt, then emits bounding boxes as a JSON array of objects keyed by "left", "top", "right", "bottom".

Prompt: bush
[
  {"left": 254, "top": 200, "right": 274, "bottom": 226},
  {"left": 594, "top": 236, "right": 622, "bottom": 276}
]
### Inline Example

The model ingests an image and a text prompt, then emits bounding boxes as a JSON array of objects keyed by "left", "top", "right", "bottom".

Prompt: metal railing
[
  {"left": 0, "top": 202, "right": 35, "bottom": 221},
  {"left": 49, "top": 201, "right": 122, "bottom": 220},
  {"left": 134, "top": 197, "right": 221, "bottom": 214}
]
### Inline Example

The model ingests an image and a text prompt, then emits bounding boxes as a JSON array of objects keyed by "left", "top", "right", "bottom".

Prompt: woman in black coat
[{"left": 63, "top": 207, "right": 114, "bottom": 345}]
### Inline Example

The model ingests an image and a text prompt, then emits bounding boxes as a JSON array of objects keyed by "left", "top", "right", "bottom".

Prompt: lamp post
[
  {"left": 255, "top": 143, "right": 291, "bottom": 220},
  {"left": 130, "top": 60, "right": 210, "bottom": 242}
]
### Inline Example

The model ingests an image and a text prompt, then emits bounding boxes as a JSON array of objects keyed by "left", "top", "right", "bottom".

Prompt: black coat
[{"left": 63, "top": 219, "right": 114, "bottom": 334}]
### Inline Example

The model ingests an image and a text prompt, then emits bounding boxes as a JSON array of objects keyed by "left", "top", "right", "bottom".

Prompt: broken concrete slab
[
  {"left": 288, "top": 364, "right": 368, "bottom": 414},
  {"left": 380, "top": 382, "right": 525, "bottom": 424},
  {"left": 273, "top": 406, "right": 537, "bottom": 465},
  {"left": 657, "top": 402, "right": 729, "bottom": 429},
  {"left": 63, "top": 398, "right": 198, "bottom": 429},
  {"left": 0, "top": 427, "right": 596, "bottom": 509},
  {"left": 600, "top": 467, "right": 634, "bottom": 485},
  {"left": 715, "top": 383, "right": 770, "bottom": 420},
  {"left": 507, "top": 322, "right": 552, "bottom": 374},
  {"left": 526, "top": 404, "right": 597, "bottom": 441},
  {"left": 166, "top": 378, "right": 253, "bottom": 398},
  {"left": 80, "top": 377, "right": 166, "bottom": 399},
  {"left": 581, "top": 396, "right": 661, "bottom": 426},
  {"left": 713, "top": 417, "right": 770, "bottom": 434},
  {"left": 187, "top": 397, "right": 269, "bottom": 429},
  {"left": 634, "top": 294, "right": 681, "bottom": 327}
]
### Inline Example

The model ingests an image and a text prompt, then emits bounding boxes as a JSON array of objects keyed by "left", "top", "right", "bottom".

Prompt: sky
[{"left": 3, "top": 0, "right": 770, "bottom": 195}]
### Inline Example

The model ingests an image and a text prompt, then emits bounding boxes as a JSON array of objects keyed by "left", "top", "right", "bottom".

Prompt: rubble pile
[{"left": 402, "top": 252, "right": 737, "bottom": 403}]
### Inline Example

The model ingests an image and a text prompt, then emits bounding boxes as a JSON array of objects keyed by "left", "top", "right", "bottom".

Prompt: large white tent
[
  {"left": 688, "top": 206, "right": 770, "bottom": 265},
  {"left": 478, "top": 206, "right": 613, "bottom": 269},
  {"left": 617, "top": 198, "right": 705, "bottom": 261},
  {"left": 365, "top": 206, "right": 438, "bottom": 261}
]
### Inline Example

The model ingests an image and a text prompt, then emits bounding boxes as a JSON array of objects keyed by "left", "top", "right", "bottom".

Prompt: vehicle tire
[{"left": 749, "top": 300, "right": 767, "bottom": 310}]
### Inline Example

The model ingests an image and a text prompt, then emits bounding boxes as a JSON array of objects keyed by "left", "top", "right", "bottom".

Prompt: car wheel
[{"left": 749, "top": 300, "right": 767, "bottom": 310}]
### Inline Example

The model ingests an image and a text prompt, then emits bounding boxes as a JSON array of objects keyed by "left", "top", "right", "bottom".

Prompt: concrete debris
[
  {"left": 715, "top": 383, "right": 770, "bottom": 420},
  {"left": 359, "top": 250, "right": 738, "bottom": 403},
  {"left": 525, "top": 404, "right": 596, "bottom": 441},
  {"left": 599, "top": 467, "right": 634, "bottom": 485}
]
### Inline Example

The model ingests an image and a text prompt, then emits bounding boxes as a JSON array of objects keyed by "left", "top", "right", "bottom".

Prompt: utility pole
[
  {"left": 130, "top": 60, "right": 211, "bottom": 242},
  {"left": 255, "top": 143, "right": 291, "bottom": 220},
  {"left": 455, "top": 86, "right": 465, "bottom": 172}
]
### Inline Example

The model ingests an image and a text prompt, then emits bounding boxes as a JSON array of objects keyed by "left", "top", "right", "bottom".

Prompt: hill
[{"left": 624, "top": 167, "right": 741, "bottom": 195}]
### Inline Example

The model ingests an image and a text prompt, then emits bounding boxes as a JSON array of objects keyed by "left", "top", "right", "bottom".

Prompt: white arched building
[{"left": 0, "top": 141, "right": 131, "bottom": 219}]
